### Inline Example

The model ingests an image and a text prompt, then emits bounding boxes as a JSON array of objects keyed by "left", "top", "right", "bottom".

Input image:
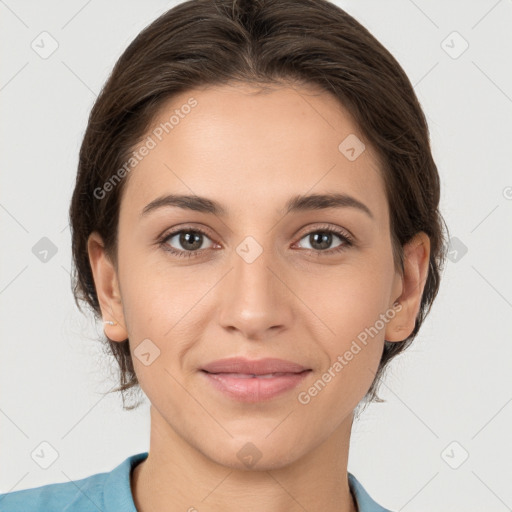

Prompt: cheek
[
  {"left": 301, "top": 261, "right": 392, "bottom": 398},
  {"left": 118, "top": 258, "right": 211, "bottom": 379},
  {"left": 297, "top": 277, "right": 388, "bottom": 416},
  {"left": 298, "top": 259, "right": 392, "bottom": 337},
  {"left": 118, "top": 243, "right": 182, "bottom": 326}
]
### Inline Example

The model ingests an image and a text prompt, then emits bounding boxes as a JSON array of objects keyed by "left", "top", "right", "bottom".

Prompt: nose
[{"left": 217, "top": 241, "right": 294, "bottom": 341}]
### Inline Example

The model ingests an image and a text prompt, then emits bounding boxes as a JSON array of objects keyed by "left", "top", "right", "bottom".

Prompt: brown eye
[
  {"left": 295, "top": 227, "right": 353, "bottom": 255},
  {"left": 161, "top": 228, "right": 215, "bottom": 257}
]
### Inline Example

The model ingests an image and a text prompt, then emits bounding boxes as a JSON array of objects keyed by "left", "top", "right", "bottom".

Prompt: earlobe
[
  {"left": 385, "top": 232, "right": 431, "bottom": 343},
  {"left": 87, "top": 231, "right": 128, "bottom": 342}
]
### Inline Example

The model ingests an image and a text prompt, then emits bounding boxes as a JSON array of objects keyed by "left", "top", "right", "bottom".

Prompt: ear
[
  {"left": 385, "top": 231, "right": 431, "bottom": 342},
  {"left": 87, "top": 231, "right": 128, "bottom": 342}
]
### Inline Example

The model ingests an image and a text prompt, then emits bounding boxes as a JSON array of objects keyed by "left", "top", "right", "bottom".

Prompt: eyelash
[{"left": 157, "top": 224, "right": 354, "bottom": 259}]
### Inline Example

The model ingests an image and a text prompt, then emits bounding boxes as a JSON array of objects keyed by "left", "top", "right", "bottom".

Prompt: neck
[{"left": 131, "top": 406, "right": 358, "bottom": 512}]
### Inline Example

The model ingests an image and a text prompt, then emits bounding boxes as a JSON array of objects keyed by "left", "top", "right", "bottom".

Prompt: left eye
[{"left": 296, "top": 229, "right": 350, "bottom": 252}]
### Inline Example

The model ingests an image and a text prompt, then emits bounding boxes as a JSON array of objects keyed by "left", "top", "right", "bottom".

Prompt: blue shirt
[{"left": 0, "top": 452, "right": 393, "bottom": 511}]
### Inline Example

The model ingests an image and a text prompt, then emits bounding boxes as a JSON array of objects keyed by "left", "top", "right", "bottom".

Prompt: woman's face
[{"left": 90, "top": 83, "right": 426, "bottom": 470}]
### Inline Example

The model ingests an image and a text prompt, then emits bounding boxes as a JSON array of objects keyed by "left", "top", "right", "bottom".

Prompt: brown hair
[{"left": 69, "top": 0, "right": 449, "bottom": 410}]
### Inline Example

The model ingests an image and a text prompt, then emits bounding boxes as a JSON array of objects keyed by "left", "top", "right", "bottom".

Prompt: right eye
[{"left": 159, "top": 227, "right": 217, "bottom": 258}]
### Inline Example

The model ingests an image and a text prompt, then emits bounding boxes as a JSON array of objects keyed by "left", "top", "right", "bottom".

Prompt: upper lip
[{"left": 201, "top": 357, "right": 310, "bottom": 375}]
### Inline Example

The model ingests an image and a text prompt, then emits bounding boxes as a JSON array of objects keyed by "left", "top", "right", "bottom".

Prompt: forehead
[{"left": 121, "top": 83, "right": 388, "bottom": 225}]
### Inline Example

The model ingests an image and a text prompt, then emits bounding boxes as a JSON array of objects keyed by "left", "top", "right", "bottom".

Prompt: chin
[{"left": 204, "top": 437, "right": 304, "bottom": 472}]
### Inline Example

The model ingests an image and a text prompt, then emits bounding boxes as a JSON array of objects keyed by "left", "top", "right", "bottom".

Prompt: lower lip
[{"left": 201, "top": 370, "right": 311, "bottom": 402}]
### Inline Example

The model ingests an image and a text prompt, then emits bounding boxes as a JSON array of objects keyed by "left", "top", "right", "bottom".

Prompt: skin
[{"left": 88, "top": 82, "right": 430, "bottom": 512}]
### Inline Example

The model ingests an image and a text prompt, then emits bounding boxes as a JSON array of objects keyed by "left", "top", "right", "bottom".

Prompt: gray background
[{"left": 1, "top": 1, "right": 511, "bottom": 510}]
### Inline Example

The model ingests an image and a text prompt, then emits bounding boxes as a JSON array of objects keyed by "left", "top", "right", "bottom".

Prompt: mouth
[
  {"left": 201, "top": 371, "right": 309, "bottom": 379},
  {"left": 201, "top": 356, "right": 310, "bottom": 375},
  {"left": 199, "top": 357, "right": 312, "bottom": 402}
]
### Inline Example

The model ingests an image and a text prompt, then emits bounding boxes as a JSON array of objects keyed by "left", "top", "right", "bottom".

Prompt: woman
[{"left": 0, "top": 0, "right": 447, "bottom": 510}]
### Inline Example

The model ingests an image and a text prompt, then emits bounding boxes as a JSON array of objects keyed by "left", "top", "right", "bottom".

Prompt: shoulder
[
  {"left": 348, "top": 472, "right": 394, "bottom": 512},
  {"left": 0, "top": 473, "right": 105, "bottom": 512},
  {"left": 0, "top": 452, "right": 148, "bottom": 512}
]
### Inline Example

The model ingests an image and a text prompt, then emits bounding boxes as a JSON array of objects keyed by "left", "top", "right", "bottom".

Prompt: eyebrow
[{"left": 140, "top": 192, "right": 373, "bottom": 220}]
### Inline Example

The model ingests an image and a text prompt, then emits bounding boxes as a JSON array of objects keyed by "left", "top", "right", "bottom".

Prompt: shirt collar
[{"left": 348, "top": 472, "right": 392, "bottom": 511}]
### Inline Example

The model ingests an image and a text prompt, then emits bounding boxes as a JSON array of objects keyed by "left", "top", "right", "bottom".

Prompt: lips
[
  {"left": 208, "top": 372, "right": 295, "bottom": 379},
  {"left": 200, "top": 357, "right": 311, "bottom": 402},
  {"left": 201, "top": 357, "right": 309, "bottom": 376}
]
